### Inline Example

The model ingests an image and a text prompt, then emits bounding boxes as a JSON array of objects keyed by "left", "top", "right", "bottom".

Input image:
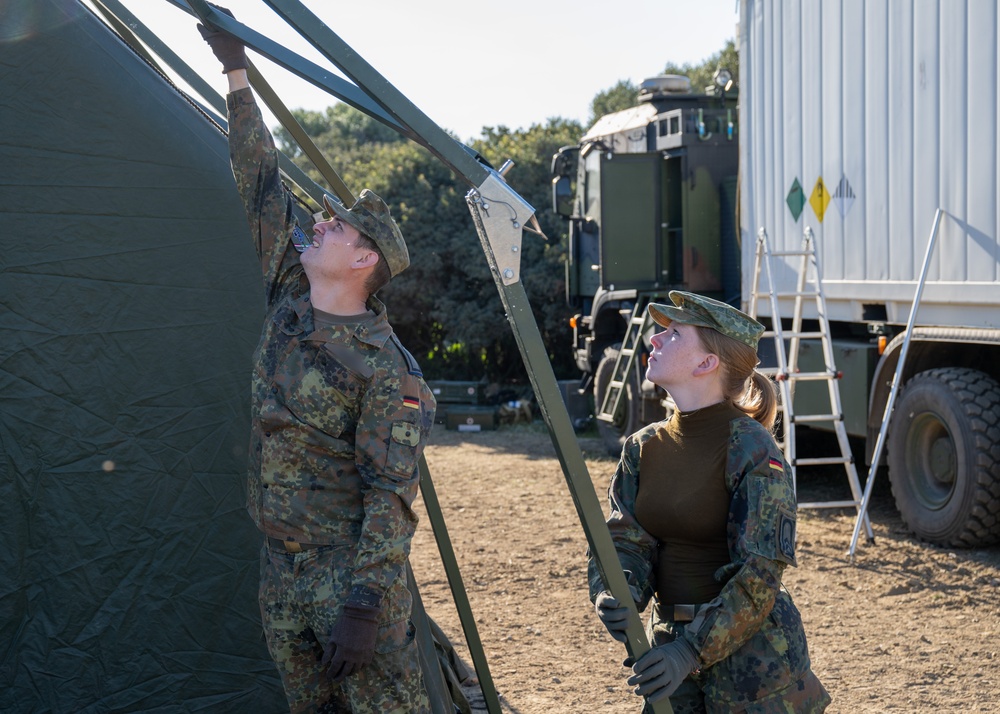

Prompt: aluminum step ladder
[
  {"left": 749, "top": 227, "right": 873, "bottom": 538},
  {"left": 596, "top": 296, "right": 653, "bottom": 424}
]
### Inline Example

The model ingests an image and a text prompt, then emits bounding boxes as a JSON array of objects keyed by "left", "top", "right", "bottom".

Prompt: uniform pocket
[
  {"left": 384, "top": 420, "right": 420, "bottom": 478},
  {"left": 283, "top": 348, "right": 364, "bottom": 439},
  {"left": 374, "top": 572, "right": 414, "bottom": 655},
  {"left": 375, "top": 618, "right": 417, "bottom": 655},
  {"left": 747, "top": 474, "right": 798, "bottom": 566}
]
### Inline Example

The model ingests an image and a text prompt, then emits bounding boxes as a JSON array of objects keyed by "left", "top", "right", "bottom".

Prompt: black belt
[
  {"left": 657, "top": 602, "right": 705, "bottom": 623},
  {"left": 267, "top": 537, "right": 323, "bottom": 553}
]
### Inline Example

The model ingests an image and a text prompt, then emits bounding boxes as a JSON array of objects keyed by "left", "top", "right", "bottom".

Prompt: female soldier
[{"left": 588, "top": 291, "right": 830, "bottom": 712}]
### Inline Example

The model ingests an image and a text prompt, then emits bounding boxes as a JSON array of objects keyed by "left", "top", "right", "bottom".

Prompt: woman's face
[{"left": 645, "top": 322, "right": 712, "bottom": 389}]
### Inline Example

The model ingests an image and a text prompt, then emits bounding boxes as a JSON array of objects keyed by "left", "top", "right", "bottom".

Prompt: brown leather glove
[
  {"left": 196, "top": 6, "right": 248, "bottom": 73},
  {"left": 321, "top": 603, "right": 380, "bottom": 683}
]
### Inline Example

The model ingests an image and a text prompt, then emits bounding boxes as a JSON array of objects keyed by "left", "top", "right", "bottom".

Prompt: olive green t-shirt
[{"left": 312, "top": 307, "right": 374, "bottom": 330}]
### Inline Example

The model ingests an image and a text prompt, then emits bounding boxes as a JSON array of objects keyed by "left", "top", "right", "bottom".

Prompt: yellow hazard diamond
[{"left": 810, "top": 177, "right": 830, "bottom": 222}]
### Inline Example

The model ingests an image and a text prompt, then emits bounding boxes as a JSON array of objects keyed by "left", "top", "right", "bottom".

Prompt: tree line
[{"left": 275, "top": 41, "right": 736, "bottom": 385}]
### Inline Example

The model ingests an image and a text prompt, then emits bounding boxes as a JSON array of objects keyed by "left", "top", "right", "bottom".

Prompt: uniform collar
[{"left": 291, "top": 293, "right": 393, "bottom": 348}]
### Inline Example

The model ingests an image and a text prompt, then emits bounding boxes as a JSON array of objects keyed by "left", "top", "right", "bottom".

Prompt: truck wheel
[
  {"left": 887, "top": 367, "right": 1000, "bottom": 547},
  {"left": 593, "top": 345, "right": 641, "bottom": 456}
]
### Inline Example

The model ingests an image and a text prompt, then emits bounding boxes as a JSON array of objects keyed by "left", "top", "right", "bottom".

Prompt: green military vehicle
[{"left": 551, "top": 73, "right": 739, "bottom": 453}]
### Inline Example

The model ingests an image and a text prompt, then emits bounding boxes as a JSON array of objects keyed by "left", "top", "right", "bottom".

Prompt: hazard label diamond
[
  {"left": 810, "top": 177, "right": 830, "bottom": 222},
  {"left": 832, "top": 173, "right": 856, "bottom": 217},
  {"left": 786, "top": 178, "right": 805, "bottom": 222}
]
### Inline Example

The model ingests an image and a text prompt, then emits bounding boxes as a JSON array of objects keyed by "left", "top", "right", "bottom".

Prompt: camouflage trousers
[
  {"left": 259, "top": 542, "right": 430, "bottom": 714},
  {"left": 641, "top": 592, "right": 831, "bottom": 713}
]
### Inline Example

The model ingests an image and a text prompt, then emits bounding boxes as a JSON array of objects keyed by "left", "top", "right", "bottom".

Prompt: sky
[{"left": 97, "top": 0, "right": 739, "bottom": 143}]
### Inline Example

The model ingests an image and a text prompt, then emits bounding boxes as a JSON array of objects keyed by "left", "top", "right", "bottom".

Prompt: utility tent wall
[
  {"left": 0, "top": 2, "right": 285, "bottom": 710},
  {"left": 739, "top": 0, "right": 1000, "bottom": 328}
]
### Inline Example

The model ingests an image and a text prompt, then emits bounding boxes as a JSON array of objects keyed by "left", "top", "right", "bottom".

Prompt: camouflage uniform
[
  {"left": 227, "top": 88, "right": 435, "bottom": 713},
  {"left": 589, "top": 406, "right": 830, "bottom": 711}
]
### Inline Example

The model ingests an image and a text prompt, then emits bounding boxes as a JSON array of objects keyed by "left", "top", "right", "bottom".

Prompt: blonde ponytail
[
  {"left": 695, "top": 326, "right": 778, "bottom": 431},
  {"left": 740, "top": 370, "right": 778, "bottom": 431}
]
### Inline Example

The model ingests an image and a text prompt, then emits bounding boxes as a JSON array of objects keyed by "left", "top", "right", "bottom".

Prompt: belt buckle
[
  {"left": 673, "top": 604, "right": 696, "bottom": 622},
  {"left": 283, "top": 540, "right": 303, "bottom": 554}
]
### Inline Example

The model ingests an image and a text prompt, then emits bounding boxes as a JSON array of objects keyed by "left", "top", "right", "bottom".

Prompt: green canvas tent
[{"left": 1, "top": 2, "right": 285, "bottom": 709}]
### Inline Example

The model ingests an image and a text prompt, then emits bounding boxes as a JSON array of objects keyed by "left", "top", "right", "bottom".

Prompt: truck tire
[
  {"left": 887, "top": 367, "right": 1000, "bottom": 547},
  {"left": 593, "top": 345, "right": 641, "bottom": 456}
]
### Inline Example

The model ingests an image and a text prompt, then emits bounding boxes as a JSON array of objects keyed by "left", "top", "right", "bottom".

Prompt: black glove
[
  {"left": 321, "top": 603, "right": 380, "bottom": 683},
  {"left": 196, "top": 6, "right": 248, "bottom": 73},
  {"left": 626, "top": 637, "right": 699, "bottom": 703},
  {"left": 594, "top": 591, "right": 631, "bottom": 643}
]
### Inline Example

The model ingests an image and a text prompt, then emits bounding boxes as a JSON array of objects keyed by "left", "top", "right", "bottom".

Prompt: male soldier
[{"left": 199, "top": 14, "right": 435, "bottom": 713}]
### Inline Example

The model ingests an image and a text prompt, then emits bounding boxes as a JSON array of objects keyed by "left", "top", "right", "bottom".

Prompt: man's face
[
  {"left": 645, "top": 322, "right": 711, "bottom": 389},
  {"left": 301, "top": 216, "right": 364, "bottom": 281}
]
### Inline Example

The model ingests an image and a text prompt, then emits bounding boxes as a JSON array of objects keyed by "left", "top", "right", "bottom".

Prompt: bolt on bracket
[{"left": 466, "top": 171, "right": 543, "bottom": 286}]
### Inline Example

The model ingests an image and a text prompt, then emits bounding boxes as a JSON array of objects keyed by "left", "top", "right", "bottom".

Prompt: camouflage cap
[
  {"left": 648, "top": 291, "right": 764, "bottom": 349},
  {"left": 322, "top": 190, "right": 409, "bottom": 277}
]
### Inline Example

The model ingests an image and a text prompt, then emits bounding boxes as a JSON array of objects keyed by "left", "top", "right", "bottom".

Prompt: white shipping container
[{"left": 739, "top": 0, "right": 1000, "bottom": 328}]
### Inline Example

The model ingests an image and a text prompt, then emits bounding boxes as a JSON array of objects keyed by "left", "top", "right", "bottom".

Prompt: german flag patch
[
  {"left": 769, "top": 458, "right": 784, "bottom": 472},
  {"left": 403, "top": 396, "right": 420, "bottom": 410}
]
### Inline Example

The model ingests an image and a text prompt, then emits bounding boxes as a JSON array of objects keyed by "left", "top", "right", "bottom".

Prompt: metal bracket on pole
[
  {"left": 848, "top": 208, "right": 945, "bottom": 560},
  {"left": 467, "top": 172, "right": 533, "bottom": 285}
]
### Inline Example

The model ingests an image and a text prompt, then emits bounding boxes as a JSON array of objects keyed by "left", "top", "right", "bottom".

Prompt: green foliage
[
  {"left": 587, "top": 39, "right": 739, "bottom": 128},
  {"left": 663, "top": 39, "right": 738, "bottom": 96},
  {"left": 274, "top": 104, "right": 403, "bottom": 159},
  {"left": 587, "top": 79, "right": 639, "bottom": 127}
]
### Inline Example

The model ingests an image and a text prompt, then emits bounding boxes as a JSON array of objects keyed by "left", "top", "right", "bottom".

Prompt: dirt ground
[{"left": 408, "top": 423, "right": 1000, "bottom": 713}]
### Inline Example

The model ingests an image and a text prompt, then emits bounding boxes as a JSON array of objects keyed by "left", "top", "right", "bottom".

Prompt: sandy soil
[{"left": 408, "top": 424, "right": 1000, "bottom": 714}]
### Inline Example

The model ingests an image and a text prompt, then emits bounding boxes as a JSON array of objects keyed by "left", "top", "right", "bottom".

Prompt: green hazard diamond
[{"left": 786, "top": 178, "right": 805, "bottom": 222}]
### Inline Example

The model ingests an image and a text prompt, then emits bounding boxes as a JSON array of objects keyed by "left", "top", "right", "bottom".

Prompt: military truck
[
  {"left": 553, "top": 3, "right": 1000, "bottom": 549},
  {"left": 550, "top": 72, "right": 739, "bottom": 452},
  {"left": 737, "top": 0, "right": 1000, "bottom": 548}
]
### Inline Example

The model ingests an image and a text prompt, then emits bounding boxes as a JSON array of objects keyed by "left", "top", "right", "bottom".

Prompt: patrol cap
[
  {"left": 648, "top": 291, "right": 764, "bottom": 349},
  {"left": 322, "top": 190, "right": 409, "bottom": 277}
]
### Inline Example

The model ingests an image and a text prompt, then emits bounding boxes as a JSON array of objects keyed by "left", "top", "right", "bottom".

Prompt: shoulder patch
[
  {"left": 778, "top": 507, "right": 797, "bottom": 563},
  {"left": 390, "top": 333, "right": 422, "bottom": 377}
]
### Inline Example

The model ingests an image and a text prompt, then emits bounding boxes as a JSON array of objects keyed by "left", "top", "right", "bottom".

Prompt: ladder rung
[
  {"left": 607, "top": 380, "right": 624, "bottom": 390},
  {"left": 769, "top": 249, "right": 815, "bottom": 257},
  {"left": 794, "top": 456, "right": 853, "bottom": 466},
  {"left": 775, "top": 291, "right": 820, "bottom": 299},
  {"left": 780, "top": 371, "right": 838, "bottom": 381},
  {"left": 791, "top": 414, "right": 842, "bottom": 424},
  {"left": 779, "top": 331, "right": 825, "bottom": 339},
  {"left": 799, "top": 499, "right": 862, "bottom": 510}
]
